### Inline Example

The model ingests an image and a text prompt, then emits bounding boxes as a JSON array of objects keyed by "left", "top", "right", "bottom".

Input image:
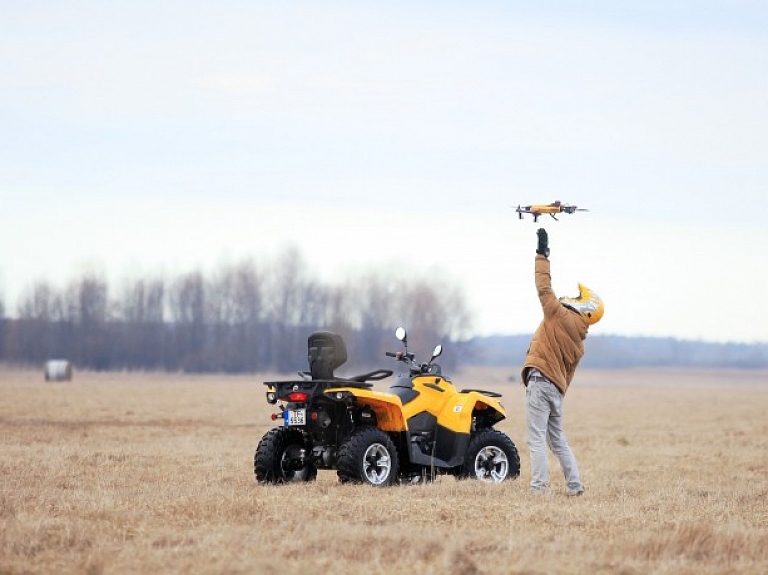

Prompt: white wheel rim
[
  {"left": 474, "top": 445, "right": 508, "bottom": 483},
  {"left": 363, "top": 443, "right": 391, "bottom": 485}
]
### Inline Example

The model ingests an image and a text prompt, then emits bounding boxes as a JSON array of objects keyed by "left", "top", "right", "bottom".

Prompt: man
[{"left": 522, "top": 228, "right": 604, "bottom": 496}]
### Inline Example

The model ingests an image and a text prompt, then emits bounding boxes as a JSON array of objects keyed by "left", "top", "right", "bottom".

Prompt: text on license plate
[{"left": 285, "top": 409, "right": 306, "bottom": 426}]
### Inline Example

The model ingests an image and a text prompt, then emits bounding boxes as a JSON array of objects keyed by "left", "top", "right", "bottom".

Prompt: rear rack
[{"left": 264, "top": 379, "right": 374, "bottom": 389}]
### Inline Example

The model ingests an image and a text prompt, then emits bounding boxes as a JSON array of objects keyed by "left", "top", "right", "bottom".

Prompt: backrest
[{"left": 307, "top": 331, "right": 347, "bottom": 380}]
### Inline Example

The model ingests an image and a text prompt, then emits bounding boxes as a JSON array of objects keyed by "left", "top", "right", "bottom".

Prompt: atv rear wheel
[
  {"left": 337, "top": 427, "right": 399, "bottom": 486},
  {"left": 254, "top": 427, "right": 317, "bottom": 484},
  {"left": 461, "top": 429, "right": 520, "bottom": 483}
]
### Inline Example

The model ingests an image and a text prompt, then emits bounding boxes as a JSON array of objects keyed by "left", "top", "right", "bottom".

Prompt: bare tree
[
  {"left": 116, "top": 277, "right": 166, "bottom": 369},
  {"left": 12, "top": 281, "right": 69, "bottom": 364},
  {"left": 169, "top": 271, "right": 206, "bottom": 371},
  {"left": 202, "top": 260, "right": 266, "bottom": 372},
  {"left": 388, "top": 273, "right": 472, "bottom": 371},
  {"left": 345, "top": 270, "right": 400, "bottom": 368},
  {"left": 48, "top": 273, "right": 111, "bottom": 369},
  {"left": 229, "top": 260, "right": 266, "bottom": 371},
  {"left": 265, "top": 247, "right": 314, "bottom": 371},
  {"left": 315, "top": 284, "right": 354, "bottom": 337}
]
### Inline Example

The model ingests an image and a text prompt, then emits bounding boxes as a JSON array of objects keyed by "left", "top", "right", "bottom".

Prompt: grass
[{"left": 1, "top": 366, "right": 767, "bottom": 574}]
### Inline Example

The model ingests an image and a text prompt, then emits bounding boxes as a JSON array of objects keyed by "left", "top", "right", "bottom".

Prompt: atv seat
[
  {"left": 307, "top": 331, "right": 393, "bottom": 386},
  {"left": 307, "top": 331, "right": 348, "bottom": 380}
]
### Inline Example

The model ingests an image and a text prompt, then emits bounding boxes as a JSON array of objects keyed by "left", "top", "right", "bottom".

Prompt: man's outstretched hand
[{"left": 536, "top": 228, "right": 550, "bottom": 257}]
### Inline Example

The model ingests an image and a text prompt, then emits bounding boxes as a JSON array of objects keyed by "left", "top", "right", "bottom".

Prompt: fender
[
  {"left": 438, "top": 391, "right": 506, "bottom": 434},
  {"left": 324, "top": 387, "right": 407, "bottom": 432}
]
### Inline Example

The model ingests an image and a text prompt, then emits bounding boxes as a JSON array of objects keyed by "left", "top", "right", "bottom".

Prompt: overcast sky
[{"left": 2, "top": 1, "right": 767, "bottom": 343}]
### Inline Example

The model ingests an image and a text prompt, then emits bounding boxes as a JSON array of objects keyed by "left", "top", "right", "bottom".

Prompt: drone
[{"left": 515, "top": 201, "right": 588, "bottom": 222}]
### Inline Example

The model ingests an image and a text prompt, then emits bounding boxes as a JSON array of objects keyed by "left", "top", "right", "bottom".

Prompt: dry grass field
[{"left": 1, "top": 365, "right": 767, "bottom": 575}]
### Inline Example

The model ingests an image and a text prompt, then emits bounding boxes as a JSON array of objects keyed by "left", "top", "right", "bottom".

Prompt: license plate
[{"left": 284, "top": 409, "right": 306, "bottom": 426}]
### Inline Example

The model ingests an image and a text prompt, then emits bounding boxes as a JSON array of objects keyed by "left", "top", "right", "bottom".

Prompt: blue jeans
[{"left": 525, "top": 377, "right": 583, "bottom": 492}]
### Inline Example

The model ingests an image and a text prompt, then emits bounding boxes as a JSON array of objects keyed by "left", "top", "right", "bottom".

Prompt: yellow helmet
[{"left": 560, "top": 283, "right": 604, "bottom": 325}]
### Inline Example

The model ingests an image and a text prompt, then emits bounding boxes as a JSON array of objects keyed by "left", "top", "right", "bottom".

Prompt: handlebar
[{"left": 385, "top": 349, "right": 440, "bottom": 375}]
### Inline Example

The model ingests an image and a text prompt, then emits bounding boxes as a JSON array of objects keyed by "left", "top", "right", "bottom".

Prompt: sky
[{"left": 1, "top": 1, "right": 767, "bottom": 343}]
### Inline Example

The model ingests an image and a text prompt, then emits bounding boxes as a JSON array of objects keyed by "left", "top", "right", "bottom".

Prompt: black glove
[{"left": 536, "top": 228, "right": 549, "bottom": 257}]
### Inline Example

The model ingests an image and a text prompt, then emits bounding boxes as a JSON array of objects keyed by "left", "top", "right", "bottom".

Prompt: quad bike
[{"left": 254, "top": 328, "right": 520, "bottom": 486}]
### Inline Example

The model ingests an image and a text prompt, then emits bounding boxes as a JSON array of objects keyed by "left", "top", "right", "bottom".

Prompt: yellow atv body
[{"left": 325, "top": 372, "right": 509, "bottom": 473}]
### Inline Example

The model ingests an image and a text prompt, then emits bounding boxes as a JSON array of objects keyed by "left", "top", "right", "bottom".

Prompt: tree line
[
  {"left": 0, "top": 249, "right": 471, "bottom": 374},
  {"left": 467, "top": 334, "right": 768, "bottom": 370}
]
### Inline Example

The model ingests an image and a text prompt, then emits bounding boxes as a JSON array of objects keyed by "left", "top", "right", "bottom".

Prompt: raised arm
[{"left": 534, "top": 228, "right": 562, "bottom": 317}]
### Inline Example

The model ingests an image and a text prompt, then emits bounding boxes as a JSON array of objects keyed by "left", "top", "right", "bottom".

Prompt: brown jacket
[{"left": 522, "top": 254, "right": 588, "bottom": 394}]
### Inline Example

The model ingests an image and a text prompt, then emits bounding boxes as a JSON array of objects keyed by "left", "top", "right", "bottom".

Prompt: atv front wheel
[
  {"left": 461, "top": 429, "right": 520, "bottom": 483},
  {"left": 254, "top": 427, "right": 318, "bottom": 484},
  {"left": 337, "top": 427, "right": 399, "bottom": 486}
]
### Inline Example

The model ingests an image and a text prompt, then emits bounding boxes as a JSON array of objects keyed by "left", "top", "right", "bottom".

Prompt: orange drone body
[{"left": 515, "top": 201, "right": 587, "bottom": 222}]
